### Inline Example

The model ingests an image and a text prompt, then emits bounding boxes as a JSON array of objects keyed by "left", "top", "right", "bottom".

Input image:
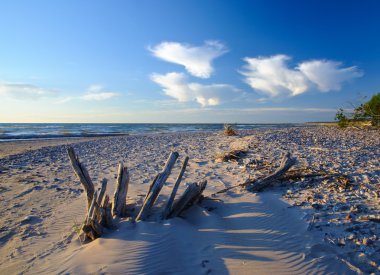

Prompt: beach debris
[
  {"left": 214, "top": 152, "right": 297, "bottom": 194},
  {"left": 246, "top": 152, "right": 296, "bottom": 192},
  {"left": 67, "top": 147, "right": 207, "bottom": 242},
  {"left": 215, "top": 150, "right": 246, "bottom": 163},
  {"left": 223, "top": 124, "right": 238, "bottom": 136}
]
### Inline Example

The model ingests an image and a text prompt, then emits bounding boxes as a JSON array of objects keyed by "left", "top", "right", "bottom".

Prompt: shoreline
[
  {"left": 1, "top": 127, "right": 379, "bottom": 274},
  {"left": 0, "top": 122, "right": 308, "bottom": 143}
]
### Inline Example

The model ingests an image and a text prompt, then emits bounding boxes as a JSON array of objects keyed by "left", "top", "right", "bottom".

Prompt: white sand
[{"left": 0, "top": 128, "right": 379, "bottom": 274}]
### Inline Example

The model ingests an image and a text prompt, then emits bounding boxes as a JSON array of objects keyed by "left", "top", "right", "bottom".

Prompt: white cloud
[
  {"left": 81, "top": 84, "right": 119, "bottom": 101},
  {"left": 0, "top": 83, "right": 58, "bottom": 100},
  {"left": 151, "top": 72, "right": 240, "bottom": 107},
  {"left": 149, "top": 41, "right": 228, "bottom": 78},
  {"left": 241, "top": 55, "right": 362, "bottom": 98},
  {"left": 242, "top": 55, "right": 308, "bottom": 97},
  {"left": 298, "top": 60, "right": 363, "bottom": 92}
]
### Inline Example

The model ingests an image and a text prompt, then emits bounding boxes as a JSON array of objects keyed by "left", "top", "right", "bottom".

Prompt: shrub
[
  {"left": 363, "top": 93, "right": 380, "bottom": 126},
  {"left": 335, "top": 108, "right": 349, "bottom": 128}
]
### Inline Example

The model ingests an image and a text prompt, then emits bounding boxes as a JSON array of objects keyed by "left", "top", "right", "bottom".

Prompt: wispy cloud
[
  {"left": 81, "top": 84, "right": 119, "bottom": 101},
  {"left": 241, "top": 55, "right": 362, "bottom": 98},
  {"left": 0, "top": 82, "right": 58, "bottom": 100},
  {"left": 54, "top": 96, "right": 74, "bottom": 104},
  {"left": 149, "top": 41, "right": 228, "bottom": 78},
  {"left": 298, "top": 60, "right": 363, "bottom": 92},
  {"left": 151, "top": 72, "right": 241, "bottom": 107}
]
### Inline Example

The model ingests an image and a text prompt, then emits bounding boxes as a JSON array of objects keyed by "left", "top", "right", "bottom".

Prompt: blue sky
[{"left": 0, "top": 0, "right": 379, "bottom": 123}]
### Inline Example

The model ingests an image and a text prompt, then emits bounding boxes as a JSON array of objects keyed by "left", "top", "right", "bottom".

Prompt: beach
[{"left": 0, "top": 126, "right": 379, "bottom": 274}]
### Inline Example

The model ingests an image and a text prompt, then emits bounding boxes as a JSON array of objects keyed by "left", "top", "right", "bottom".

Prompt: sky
[{"left": 0, "top": 0, "right": 379, "bottom": 123}]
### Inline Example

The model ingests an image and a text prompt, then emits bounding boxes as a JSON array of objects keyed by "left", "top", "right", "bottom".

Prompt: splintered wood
[{"left": 67, "top": 147, "right": 207, "bottom": 242}]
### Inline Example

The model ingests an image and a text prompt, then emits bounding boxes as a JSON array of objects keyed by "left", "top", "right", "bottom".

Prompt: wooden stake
[
  {"left": 162, "top": 156, "right": 189, "bottom": 219},
  {"left": 97, "top": 178, "right": 108, "bottom": 206},
  {"left": 169, "top": 180, "right": 207, "bottom": 218},
  {"left": 112, "top": 162, "right": 129, "bottom": 217},
  {"left": 86, "top": 190, "right": 98, "bottom": 225},
  {"left": 67, "top": 147, "right": 95, "bottom": 210},
  {"left": 136, "top": 152, "right": 179, "bottom": 221}
]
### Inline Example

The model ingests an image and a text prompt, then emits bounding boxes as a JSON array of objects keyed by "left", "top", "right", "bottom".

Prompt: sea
[{"left": 0, "top": 123, "right": 304, "bottom": 141}]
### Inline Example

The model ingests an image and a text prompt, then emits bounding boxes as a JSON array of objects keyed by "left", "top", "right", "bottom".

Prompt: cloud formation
[
  {"left": 241, "top": 55, "right": 362, "bottom": 98},
  {"left": 298, "top": 60, "right": 363, "bottom": 92},
  {"left": 81, "top": 84, "right": 119, "bottom": 101},
  {"left": 150, "top": 41, "right": 227, "bottom": 78},
  {"left": 0, "top": 83, "right": 58, "bottom": 100},
  {"left": 151, "top": 72, "right": 240, "bottom": 107}
]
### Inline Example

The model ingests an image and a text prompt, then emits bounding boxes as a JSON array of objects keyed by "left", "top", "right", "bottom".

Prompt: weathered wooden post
[
  {"left": 112, "top": 162, "right": 129, "bottom": 217},
  {"left": 67, "top": 147, "right": 95, "bottom": 210},
  {"left": 136, "top": 152, "right": 179, "bottom": 221}
]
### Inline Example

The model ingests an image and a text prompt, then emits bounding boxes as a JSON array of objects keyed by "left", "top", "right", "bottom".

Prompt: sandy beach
[{"left": 0, "top": 126, "right": 379, "bottom": 274}]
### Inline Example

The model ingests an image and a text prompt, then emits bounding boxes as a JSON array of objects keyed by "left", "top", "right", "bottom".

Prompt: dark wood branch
[{"left": 162, "top": 156, "right": 189, "bottom": 219}]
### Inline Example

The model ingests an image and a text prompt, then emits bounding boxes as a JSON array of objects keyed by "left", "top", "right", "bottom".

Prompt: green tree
[
  {"left": 363, "top": 93, "right": 380, "bottom": 125},
  {"left": 335, "top": 108, "right": 349, "bottom": 128}
]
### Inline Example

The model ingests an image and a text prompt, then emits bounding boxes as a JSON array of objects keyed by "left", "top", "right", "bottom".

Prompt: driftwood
[
  {"left": 67, "top": 147, "right": 94, "bottom": 209},
  {"left": 93, "top": 179, "right": 107, "bottom": 221},
  {"left": 97, "top": 179, "right": 108, "bottom": 205},
  {"left": 112, "top": 163, "right": 129, "bottom": 217},
  {"left": 80, "top": 184, "right": 117, "bottom": 241},
  {"left": 213, "top": 152, "right": 297, "bottom": 195},
  {"left": 168, "top": 180, "right": 207, "bottom": 218},
  {"left": 162, "top": 156, "right": 189, "bottom": 219},
  {"left": 100, "top": 194, "right": 114, "bottom": 229},
  {"left": 81, "top": 190, "right": 104, "bottom": 241},
  {"left": 136, "top": 152, "right": 179, "bottom": 221},
  {"left": 68, "top": 148, "right": 207, "bottom": 242},
  {"left": 215, "top": 150, "right": 246, "bottom": 163},
  {"left": 246, "top": 152, "right": 296, "bottom": 192}
]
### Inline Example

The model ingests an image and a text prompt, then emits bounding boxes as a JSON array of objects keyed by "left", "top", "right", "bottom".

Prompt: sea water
[{"left": 0, "top": 123, "right": 304, "bottom": 141}]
